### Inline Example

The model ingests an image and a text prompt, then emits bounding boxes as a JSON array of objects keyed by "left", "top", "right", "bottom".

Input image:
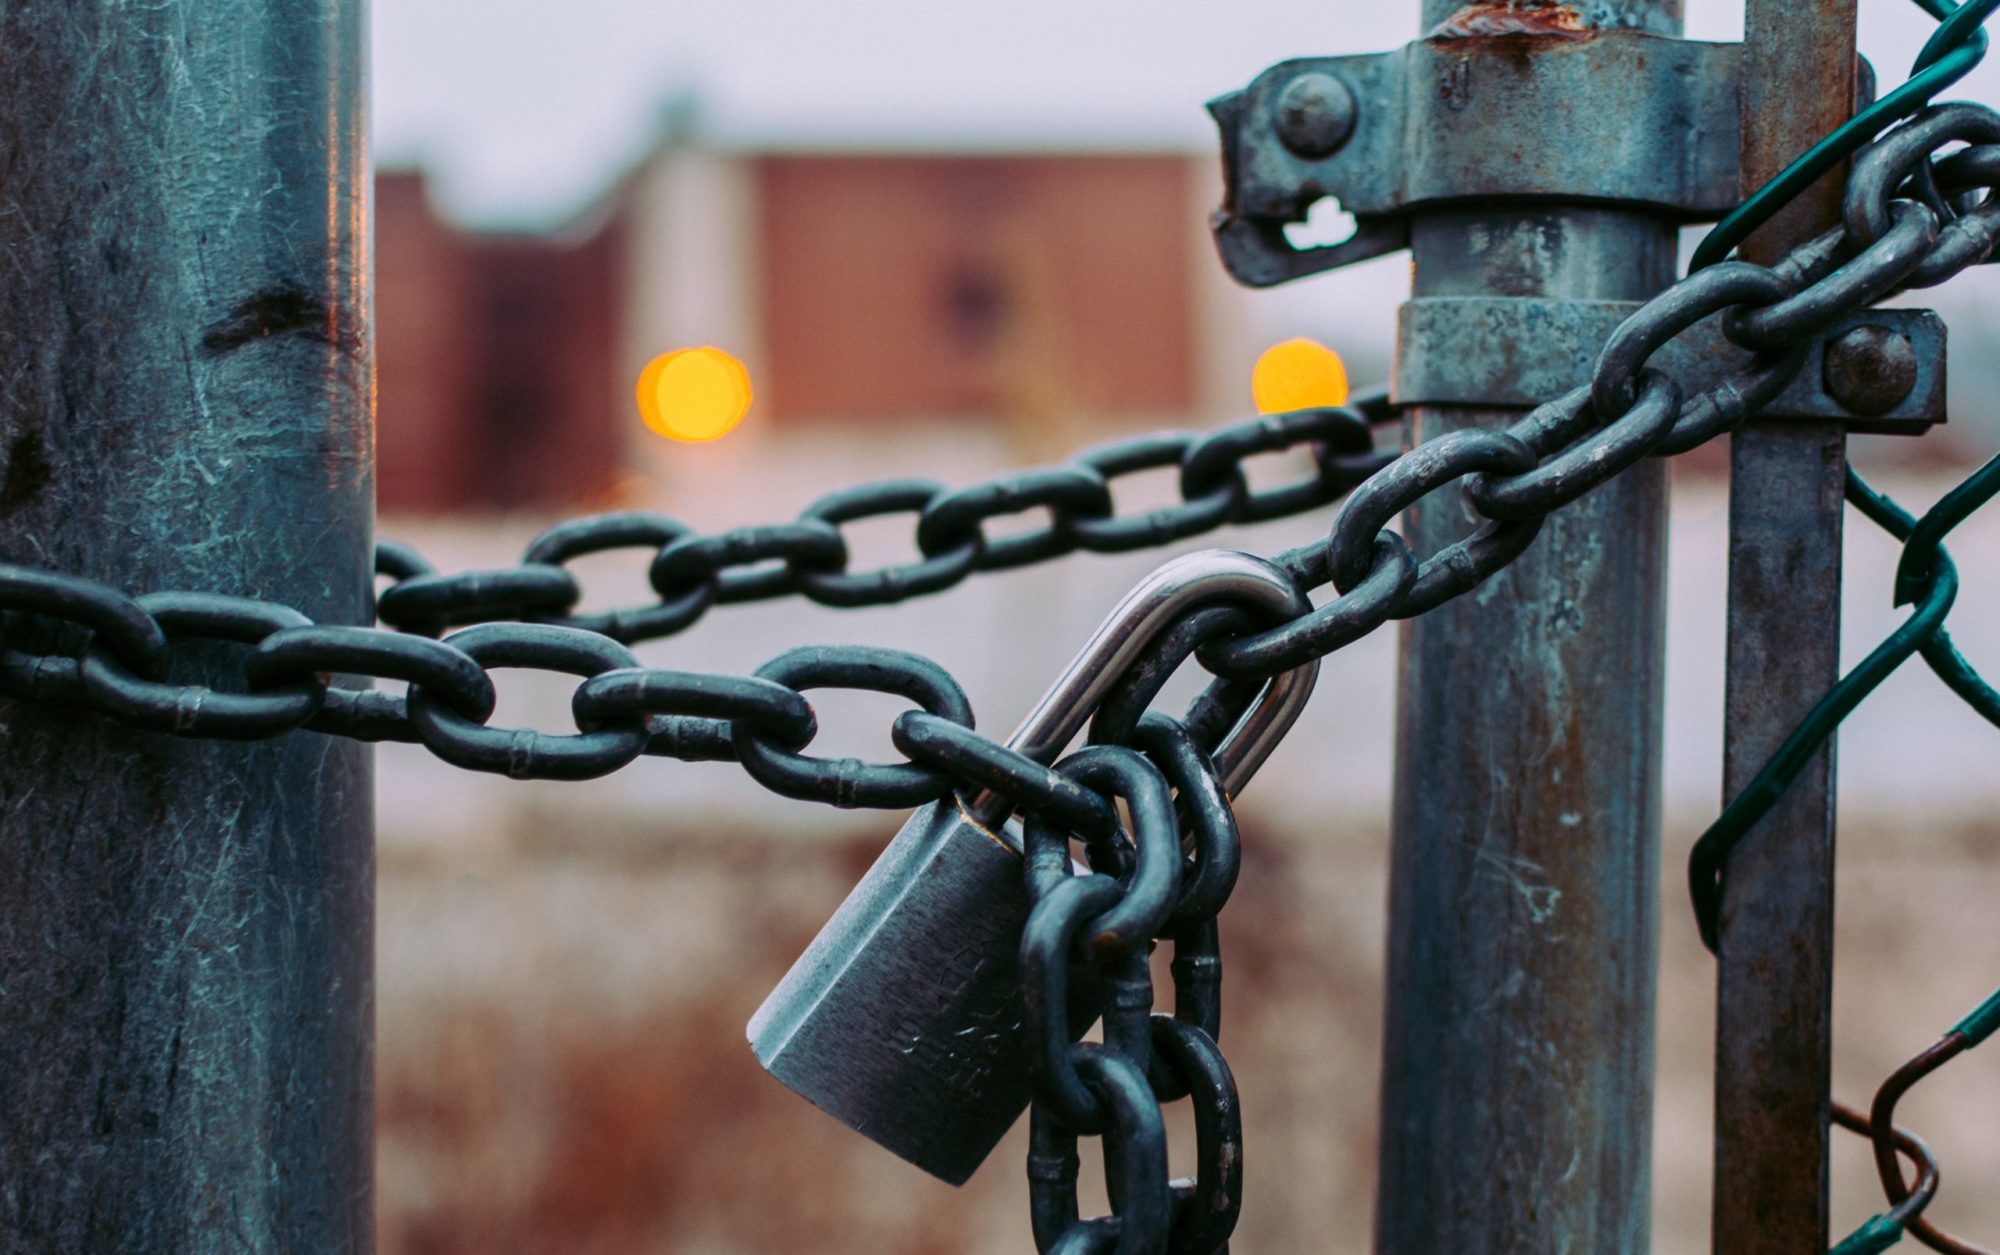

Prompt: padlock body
[{"left": 748, "top": 798, "right": 1032, "bottom": 1185}]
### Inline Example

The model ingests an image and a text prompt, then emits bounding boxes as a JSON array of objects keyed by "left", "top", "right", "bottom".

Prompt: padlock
[{"left": 747, "top": 549, "right": 1320, "bottom": 1184}]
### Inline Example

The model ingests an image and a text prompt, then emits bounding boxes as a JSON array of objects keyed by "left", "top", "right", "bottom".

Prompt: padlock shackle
[{"left": 969, "top": 549, "right": 1319, "bottom": 827}]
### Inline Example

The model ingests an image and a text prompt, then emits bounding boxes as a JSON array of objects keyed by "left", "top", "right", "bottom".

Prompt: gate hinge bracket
[{"left": 1209, "top": 30, "right": 1746, "bottom": 287}]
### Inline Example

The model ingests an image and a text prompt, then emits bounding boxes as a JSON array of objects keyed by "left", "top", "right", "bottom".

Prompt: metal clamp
[
  {"left": 1394, "top": 296, "right": 1947, "bottom": 433},
  {"left": 1209, "top": 28, "right": 1745, "bottom": 286}
]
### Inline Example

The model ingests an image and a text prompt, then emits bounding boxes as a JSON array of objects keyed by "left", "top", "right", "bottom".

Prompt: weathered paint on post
[
  {"left": 1421, "top": 0, "right": 1683, "bottom": 35},
  {"left": 0, "top": 2, "right": 374, "bottom": 1249},
  {"left": 1377, "top": 4, "right": 1679, "bottom": 1250},
  {"left": 1713, "top": 2, "right": 1858, "bottom": 1250}
]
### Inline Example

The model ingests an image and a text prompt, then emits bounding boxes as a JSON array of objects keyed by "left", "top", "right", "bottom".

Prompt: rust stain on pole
[
  {"left": 1429, "top": 3, "right": 1590, "bottom": 40},
  {"left": 1714, "top": 1, "right": 1858, "bottom": 1251},
  {"left": 1376, "top": 4, "right": 1682, "bottom": 1250}
]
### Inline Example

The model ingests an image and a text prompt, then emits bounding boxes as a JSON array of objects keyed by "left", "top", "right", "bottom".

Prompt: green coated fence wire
[
  {"left": 1831, "top": 1212, "right": 1907, "bottom": 1255},
  {"left": 1688, "top": 0, "right": 2000, "bottom": 950},
  {"left": 1828, "top": 987, "right": 2000, "bottom": 1251},
  {"left": 1953, "top": 984, "right": 2000, "bottom": 1045},
  {"left": 1678, "top": 7, "right": 2000, "bottom": 1249},
  {"left": 1690, "top": 459, "right": 2000, "bottom": 952},
  {"left": 1691, "top": 0, "right": 2000, "bottom": 272}
]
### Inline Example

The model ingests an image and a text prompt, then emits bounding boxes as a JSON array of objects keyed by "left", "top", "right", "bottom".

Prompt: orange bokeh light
[
  {"left": 637, "top": 347, "right": 753, "bottom": 442},
  {"left": 1252, "top": 338, "right": 1349, "bottom": 414}
]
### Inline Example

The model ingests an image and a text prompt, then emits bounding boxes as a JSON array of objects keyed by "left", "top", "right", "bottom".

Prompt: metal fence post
[
  {"left": 0, "top": 2, "right": 374, "bottom": 1249},
  {"left": 1713, "top": 3, "right": 1857, "bottom": 1250},
  {"left": 1373, "top": 3, "right": 1680, "bottom": 1249}
]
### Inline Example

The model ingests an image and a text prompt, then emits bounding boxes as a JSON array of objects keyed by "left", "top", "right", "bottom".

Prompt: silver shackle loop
[{"left": 968, "top": 548, "right": 1319, "bottom": 828}]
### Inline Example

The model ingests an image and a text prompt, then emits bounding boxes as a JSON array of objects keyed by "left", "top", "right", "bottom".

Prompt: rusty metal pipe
[
  {"left": 1712, "top": 3, "right": 1857, "bottom": 1252},
  {"left": 0, "top": 1, "right": 375, "bottom": 1247},
  {"left": 1373, "top": 6, "right": 1681, "bottom": 1252}
]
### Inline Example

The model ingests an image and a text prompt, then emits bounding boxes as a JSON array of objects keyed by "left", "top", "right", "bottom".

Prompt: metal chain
[
  {"left": 6, "top": 103, "right": 2000, "bottom": 1254},
  {"left": 1020, "top": 729, "right": 1243, "bottom": 1255},
  {"left": 371, "top": 398, "right": 1394, "bottom": 641},
  {"left": 6, "top": 109, "right": 1999, "bottom": 802}
]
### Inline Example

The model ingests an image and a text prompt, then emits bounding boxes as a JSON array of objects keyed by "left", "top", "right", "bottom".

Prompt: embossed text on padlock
[{"left": 747, "top": 550, "right": 1320, "bottom": 1185}]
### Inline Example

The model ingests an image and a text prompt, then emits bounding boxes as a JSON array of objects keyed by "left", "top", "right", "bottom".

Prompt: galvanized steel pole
[
  {"left": 1374, "top": 2, "right": 1680, "bottom": 1250},
  {"left": 1712, "top": 2, "right": 1857, "bottom": 1250},
  {"left": 0, "top": 2, "right": 375, "bottom": 1249}
]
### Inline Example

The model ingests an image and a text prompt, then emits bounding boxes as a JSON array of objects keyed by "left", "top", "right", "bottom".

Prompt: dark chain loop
[
  {"left": 77, "top": 593, "right": 322, "bottom": 740},
  {"left": 1129, "top": 714, "right": 1241, "bottom": 931},
  {"left": 1023, "top": 747, "right": 1181, "bottom": 956},
  {"left": 794, "top": 479, "right": 984, "bottom": 607},
  {"left": 1726, "top": 200, "right": 1941, "bottom": 351},
  {"left": 733, "top": 646, "right": 974, "bottom": 808},
  {"left": 1181, "top": 404, "right": 1375, "bottom": 523},
  {"left": 1925, "top": 141, "right": 2000, "bottom": 287},
  {"left": 1202, "top": 531, "right": 1417, "bottom": 679},
  {"left": 1466, "top": 372, "right": 1683, "bottom": 522},
  {"left": 1846, "top": 104, "right": 2000, "bottom": 248},
  {"left": 0, "top": 565, "right": 168, "bottom": 679},
  {"left": 1327, "top": 428, "right": 1539, "bottom": 594},
  {"left": 377, "top": 565, "right": 580, "bottom": 637},
  {"left": 1153, "top": 1017, "right": 1243, "bottom": 1255},
  {"left": 1022, "top": 873, "right": 1130, "bottom": 1132},
  {"left": 251, "top": 624, "right": 498, "bottom": 744},
  {"left": 572, "top": 668, "right": 816, "bottom": 764},
  {"left": 252, "top": 624, "right": 496, "bottom": 715},
  {"left": 1027, "top": 1049, "right": 1174, "bottom": 1255},
  {"left": 522, "top": 511, "right": 704, "bottom": 642},
  {"left": 1066, "top": 433, "right": 1246, "bottom": 553},
  {"left": 406, "top": 623, "right": 649, "bottom": 780},
  {"left": 649, "top": 522, "right": 847, "bottom": 607},
  {"left": 917, "top": 466, "right": 1115, "bottom": 570},
  {"left": 1595, "top": 260, "right": 1795, "bottom": 416},
  {"left": 891, "top": 711, "right": 1118, "bottom": 840}
]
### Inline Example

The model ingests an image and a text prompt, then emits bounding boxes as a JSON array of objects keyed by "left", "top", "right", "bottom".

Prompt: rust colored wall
[
  {"left": 754, "top": 154, "right": 1196, "bottom": 423},
  {"left": 377, "top": 153, "right": 1200, "bottom": 509},
  {"left": 376, "top": 172, "right": 479, "bottom": 513},
  {"left": 375, "top": 172, "right": 625, "bottom": 513},
  {"left": 472, "top": 228, "right": 626, "bottom": 510}
]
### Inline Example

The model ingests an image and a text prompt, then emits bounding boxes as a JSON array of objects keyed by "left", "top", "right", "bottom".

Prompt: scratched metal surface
[
  {"left": 1376, "top": 211, "right": 1673, "bottom": 1255},
  {"left": 1376, "top": 5, "right": 1682, "bottom": 1248},
  {"left": 1713, "top": 1, "right": 1859, "bottom": 1250},
  {"left": 748, "top": 800, "right": 1036, "bottom": 1187},
  {"left": 0, "top": 2, "right": 375, "bottom": 1249}
]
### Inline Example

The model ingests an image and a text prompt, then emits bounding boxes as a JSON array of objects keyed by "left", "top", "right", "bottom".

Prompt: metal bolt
[
  {"left": 1274, "top": 72, "right": 1357, "bottom": 160},
  {"left": 1823, "top": 324, "right": 1919, "bottom": 417}
]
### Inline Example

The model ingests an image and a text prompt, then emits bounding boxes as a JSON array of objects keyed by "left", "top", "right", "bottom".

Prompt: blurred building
[{"left": 376, "top": 128, "right": 1255, "bottom": 514}]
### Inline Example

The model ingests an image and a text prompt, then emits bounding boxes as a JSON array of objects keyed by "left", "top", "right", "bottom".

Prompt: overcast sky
[{"left": 372, "top": 1, "right": 1992, "bottom": 227}]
